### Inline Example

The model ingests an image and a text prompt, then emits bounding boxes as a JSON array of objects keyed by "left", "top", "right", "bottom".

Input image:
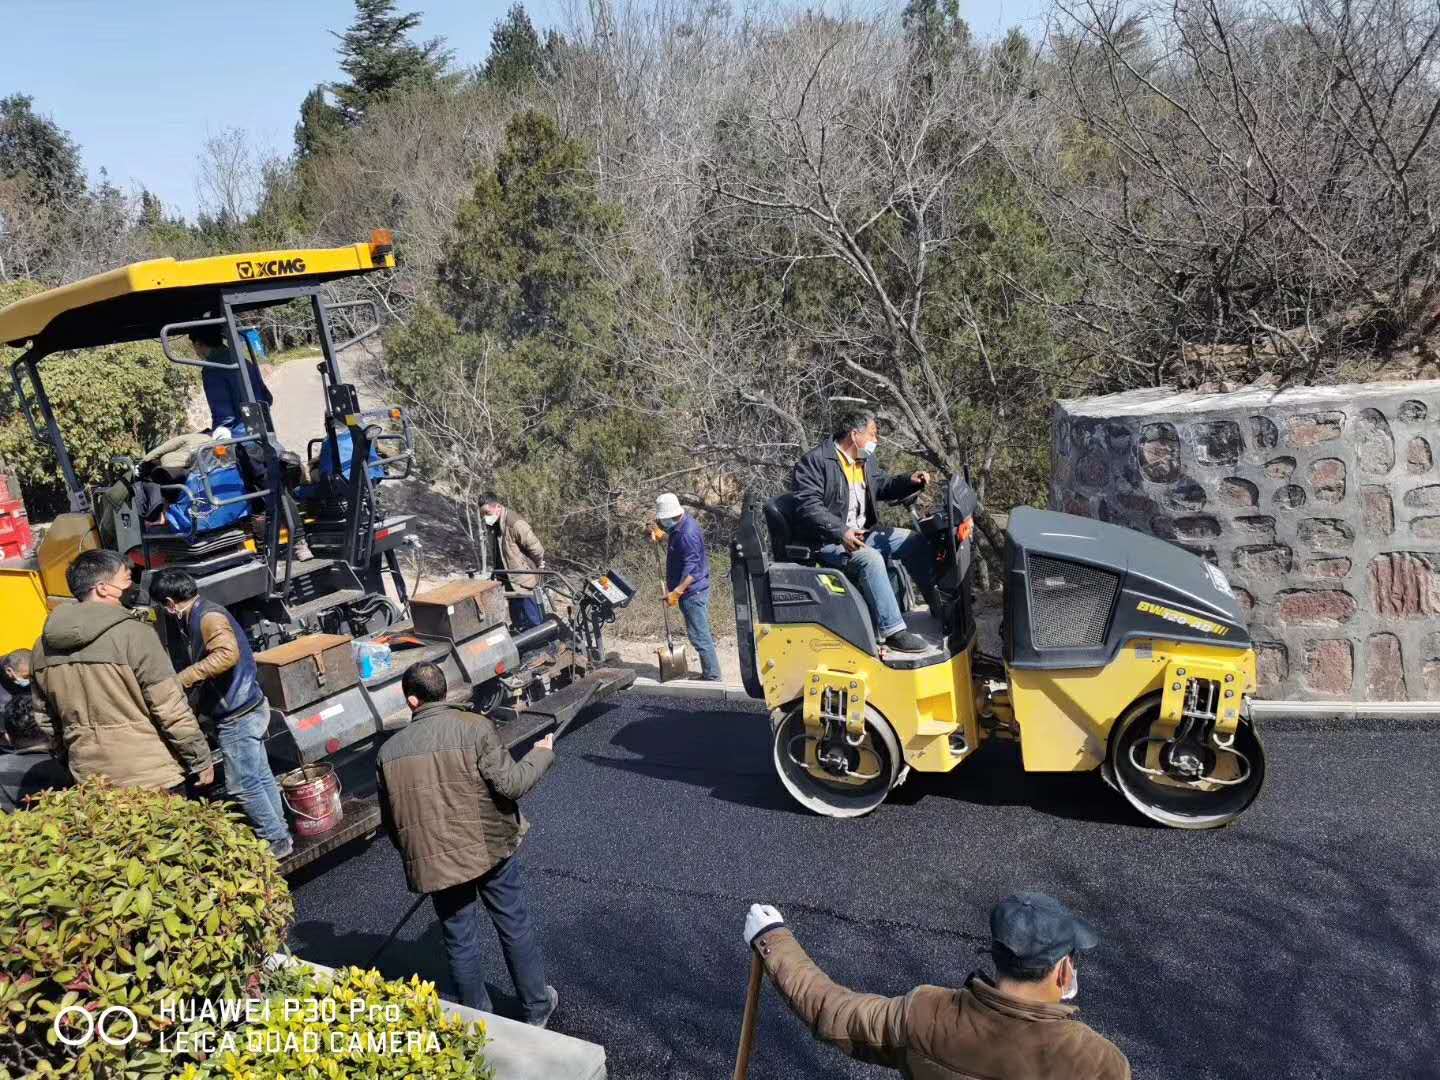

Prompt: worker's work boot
[
  {"left": 884, "top": 630, "right": 929, "bottom": 654},
  {"left": 527, "top": 986, "right": 560, "bottom": 1029}
]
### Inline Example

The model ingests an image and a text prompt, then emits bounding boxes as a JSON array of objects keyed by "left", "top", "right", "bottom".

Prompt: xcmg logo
[{"left": 236, "top": 257, "right": 307, "bottom": 280}]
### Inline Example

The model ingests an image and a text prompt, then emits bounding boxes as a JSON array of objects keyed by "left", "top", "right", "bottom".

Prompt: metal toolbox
[
  {"left": 411, "top": 579, "right": 507, "bottom": 642},
  {"left": 254, "top": 633, "right": 359, "bottom": 712}
]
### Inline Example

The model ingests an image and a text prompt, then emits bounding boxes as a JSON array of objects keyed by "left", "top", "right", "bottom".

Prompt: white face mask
[
  {"left": 483, "top": 512, "right": 499, "bottom": 527},
  {"left": 9, "top": 676, "right": 27, "bottom": 688},
  {"left": 856, "top": 438, "right": 878, "bottom": 459}
]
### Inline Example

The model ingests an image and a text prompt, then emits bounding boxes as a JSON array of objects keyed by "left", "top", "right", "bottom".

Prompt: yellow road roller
[{"left": 730, "top": 478, "right": 1265, "bottom": 828}]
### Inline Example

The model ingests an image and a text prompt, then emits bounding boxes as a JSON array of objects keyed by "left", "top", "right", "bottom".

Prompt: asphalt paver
[{"left": 289, "top": 694, "right": 1440, "bottom": 1079}]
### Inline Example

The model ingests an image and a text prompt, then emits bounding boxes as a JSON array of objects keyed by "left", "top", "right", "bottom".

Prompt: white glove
[{"left": 744, "top": 903, "right": 785, "bottom": 948}]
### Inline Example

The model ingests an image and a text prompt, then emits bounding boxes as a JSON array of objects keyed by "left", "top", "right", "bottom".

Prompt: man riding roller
[{"left": 791, "top": 408, "right": 933, "bottom": 654}]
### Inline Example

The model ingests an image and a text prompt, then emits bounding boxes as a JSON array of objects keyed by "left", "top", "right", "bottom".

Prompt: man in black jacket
[{"left": 791, "top": 408, "right": 932, "bottom": 653}]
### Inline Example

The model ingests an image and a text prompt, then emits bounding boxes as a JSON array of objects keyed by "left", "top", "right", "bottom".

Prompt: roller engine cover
[{"left": 1004, "top": 508, "right": 1248, "bottom": 670}]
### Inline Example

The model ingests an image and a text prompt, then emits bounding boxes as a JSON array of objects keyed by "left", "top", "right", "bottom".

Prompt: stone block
[
  {"left": 1273, "top": 484, "right": 1307, "bottom": 509},
  {"left": 1194, "top": 420, "right": 1243, "bottom": 466},
  {"left": 1424, "top": 631, "right": 1440, "bottom": 697},
  {"left": 1303, "top": 638, "right": 1353, "bottom": 694},
  {"left": 1362, "top": 486, "right": 1394, "bottom": 536},
  {"left": 1264, "top": 457, "right": 1296, "bottom": 480},
  {"left": 1309, "top": 458, "right": 1346, "bottom": 504},
  {"left": 1166, "top": 478, "right": 1207, "bottom": 511},
  {"left": 1368, "top": 552, "right": 1440, "bottom": 617},
  {"left": 1412, "top": 517, "right": 1440, "bottom": 540},
  {"left": 1407, "top": 436, "right": 1433, "bottom": 474},
  {"left": 1249, "top": 415, "right": 1278, "bottom": 450},
  {"left": 1256, "top": 642, "right": 1289, "bottom": 689},
  {"left": 1366, "top": 632, "right": 1406, "bottom": 700},
  {"left": 1234, "top": 588, "right": 1256, "bottom": 615},
  {"left": 1174, "top": 515, "right": 1221, "bottom": 540},
  {"left": 1354, "top": 408, "right": 1395, "bottom": 476},
  {"left": 1302, "top": 557, "right": 1352, "bottom": 579},
  {"left": 1398, "top": 399, "right": 1428, "bottom": 423},
  {"left": 1298, "top": 518, "right": 1354, "bottom": 552},
  {"left": 1276, "top": 589, "right": 1357, "bottom": 626},
  {"left": 1402, "top": 483, "right": 1440, "bottom": 510},
  {"left": 1219, "top": 477, "right": 1259, "bottom": 507},
  {"left": 1287, "top": 411, "right": 1344, "bottom": 447},
  {"left": 1234, "top": 515, "right": 1276, "bottom": 542},
  {"left": 1234, "top": 544, "right": 1292, "bottom": 575},
  {"left": 1138, "top": 423, "right": 1180, "bottom": 482}
]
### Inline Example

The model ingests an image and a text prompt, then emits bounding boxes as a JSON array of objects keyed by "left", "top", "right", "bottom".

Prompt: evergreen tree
[
  {"left": 294, "top": 86, "right": 346, "bottom": 158},
  {"left": 481, "top": 4, "right": 563, "bottom": 89},
  {"left": 331, "top": 0, "right": 452, "bottom": 125},
  {"left": 0, "top": 95, "right": 84, "bottom": 208}
]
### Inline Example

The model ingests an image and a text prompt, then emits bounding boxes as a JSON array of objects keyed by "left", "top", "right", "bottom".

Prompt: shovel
[{"left": 653, "top": 543, "right": 689, "bottom": 682}]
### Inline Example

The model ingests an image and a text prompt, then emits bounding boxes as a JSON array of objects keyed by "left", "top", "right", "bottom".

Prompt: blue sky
[{"left": 4, "top": 0, "right": 1048, "bottom": 221}]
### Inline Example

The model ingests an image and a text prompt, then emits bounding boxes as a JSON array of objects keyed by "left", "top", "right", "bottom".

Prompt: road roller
[{"left": 730, "top": 478, "right": 1266, "bottom": 828}]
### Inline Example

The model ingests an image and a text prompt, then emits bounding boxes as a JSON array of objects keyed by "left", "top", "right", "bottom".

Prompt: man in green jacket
[
  {"left": 377, "top": 661, "right": 559, "bottom": 1026},
  {"left": 743, "top": 892, "right": 1131, "bottom": 1079},
  {"left": 31, "top": 550, "right": 213, "bottom": 792}
]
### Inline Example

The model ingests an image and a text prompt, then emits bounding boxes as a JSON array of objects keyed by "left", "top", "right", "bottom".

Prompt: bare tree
[
  {"left": 194, "top": 127, "right": 264, "bottom": 226},
  {"left": 1019, "top": 0, "right": 1440, "bottom": 385}
]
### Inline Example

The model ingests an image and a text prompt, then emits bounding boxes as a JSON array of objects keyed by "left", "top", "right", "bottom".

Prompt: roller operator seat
[{"left": 764, "top": 493, "right": 819, "bottom": 563}]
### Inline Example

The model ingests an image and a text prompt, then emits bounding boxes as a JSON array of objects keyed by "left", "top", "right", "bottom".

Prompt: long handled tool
[
  {"left": 733, "top": 951, "right": 764, "bottom": 1080},
  {"left": 366, "top": 892, "right": 429, "bottom": 968},
  {"left": 652, "top": 542, "right": 689, "bottom": 682}
]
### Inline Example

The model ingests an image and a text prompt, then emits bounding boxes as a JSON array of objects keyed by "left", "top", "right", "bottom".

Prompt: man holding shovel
[{"left": 649, "top": 493, "right": 721, "bottom": 682}]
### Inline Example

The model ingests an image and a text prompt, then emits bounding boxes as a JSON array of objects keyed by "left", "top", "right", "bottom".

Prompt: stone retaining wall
[{"left": 1050, "top": 381, "right": 1440, "bottom": 700}]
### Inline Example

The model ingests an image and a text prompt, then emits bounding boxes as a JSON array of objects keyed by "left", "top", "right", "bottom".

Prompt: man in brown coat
[
  {"left": 479, "top": 493, "right": 546, "bottom": 631},
  {"left": 376, "top": 661, "right": 559, "bottom": 1026},
  {"left": 743, "top": 892, "right": 1131, "bottom": 1079},
  {"left": 31, "top": 549, "right": 213, "bottom": 792}
]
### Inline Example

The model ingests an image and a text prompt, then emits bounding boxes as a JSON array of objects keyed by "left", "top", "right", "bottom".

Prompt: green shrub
[
  {"left": 0, "top": 780, "right": 293, "bottom": 1077},
  {"left": 178, "top": 965, "right": 494, "bottom": 1080},
  {"left": 0, "top": 318, "right": 194, "bottom": 520}
]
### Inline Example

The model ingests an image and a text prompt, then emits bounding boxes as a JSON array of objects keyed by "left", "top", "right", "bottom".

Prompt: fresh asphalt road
[{"left": 289, "top": 695, "right": 1440, "bottom": 1080}]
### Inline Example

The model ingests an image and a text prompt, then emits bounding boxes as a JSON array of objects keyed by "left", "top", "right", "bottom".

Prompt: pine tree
[
  {"left": 331, "top": 0, "right": 451, "bottom": 125},
  {"left": 0, "top": 94, "right": 84, "bottom": 208},
  {"left": 481, "top": 4, "right": 563, "bottom": 89},
  {"left": 294, "top": 86, "right": 345, "bottom": 158}
]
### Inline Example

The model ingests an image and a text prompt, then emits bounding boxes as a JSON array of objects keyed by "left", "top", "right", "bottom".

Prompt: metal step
[
  {"left": 285, "top": 588, "right": 365, "bottom": 622},
  {"left": 274, "top": 557, "right": 339, "bottom": 584}
]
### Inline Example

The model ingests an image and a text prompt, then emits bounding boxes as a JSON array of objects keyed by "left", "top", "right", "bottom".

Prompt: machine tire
[
  {"left": 473, "top": 678, "right": 505, "bottom": 714},
  {"left": 772, "top": 702, "right": 902, "bottom": 818},
  {"left": 1108, "top": 693, "right": 1267, "bottom": 830}
]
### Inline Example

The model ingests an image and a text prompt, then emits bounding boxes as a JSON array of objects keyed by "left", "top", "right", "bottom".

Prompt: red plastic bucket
[{"left": 279, "top": 763, "right": 343, "bottom": 838}]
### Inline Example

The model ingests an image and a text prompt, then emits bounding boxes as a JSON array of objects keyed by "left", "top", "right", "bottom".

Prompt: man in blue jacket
[
  {"left": 653, "top": 493, "right": 722, "bottom": 681},
  {"left": 791, "top": 408, "right": 932, "bottom": 653},
  {"left": 151, "top": 568, "right": 293, "bottom": 858}
]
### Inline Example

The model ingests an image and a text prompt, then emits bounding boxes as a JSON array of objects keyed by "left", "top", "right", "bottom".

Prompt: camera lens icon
[{"left": 53, "top": 1004, "right": 139, "bottom": 1048}]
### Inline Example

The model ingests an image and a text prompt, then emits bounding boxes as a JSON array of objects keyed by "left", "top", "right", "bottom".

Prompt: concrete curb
[
  {"left": 274, "top": 956, "right": 606, "bottom": 1080},
  {"left": 628, "top": 676, "right": 754, "bottom": 702}
]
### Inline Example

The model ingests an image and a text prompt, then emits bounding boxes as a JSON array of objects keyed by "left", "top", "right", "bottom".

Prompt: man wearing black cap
[{"left": 742, "top": 892, "right": 1130, "bottom": 1078}]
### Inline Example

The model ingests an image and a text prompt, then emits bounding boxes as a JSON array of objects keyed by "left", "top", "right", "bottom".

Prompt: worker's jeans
[
  {"left": 432, "top": 855, "right": 550, "bottom": 1020},
  {"left": 679, "top": 589, "right": 722, "bottom": 680},
  {"left": 816, "top": 527, "right": 933, "bottom": 639},
  {"left": 216, "top": 701, "right": 290, "bottom": 848},
  {"left": 509, "top": 596, "right": 544, "bottom": 631}
]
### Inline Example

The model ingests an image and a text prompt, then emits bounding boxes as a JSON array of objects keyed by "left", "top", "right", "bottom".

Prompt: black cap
[{"left": 990, "top": 893, "right": 1099, "bottom": 972}]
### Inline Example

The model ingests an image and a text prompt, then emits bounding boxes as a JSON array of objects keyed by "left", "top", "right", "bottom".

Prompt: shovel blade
[{"left": 657, "top": 644, "right": 689, "bottom": 682}]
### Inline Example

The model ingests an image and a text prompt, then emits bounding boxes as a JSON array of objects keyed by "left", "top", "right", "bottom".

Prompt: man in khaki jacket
[
  {"left": 743, "top": 892, "right": 1131, "bottom": 1079},
  {"left": 31, "top": 549, "right": 213, "bottom": 792},
  {"left": 479, "top": 493, "right": 546, "bottom": 630},
  {"left": 376, "top": 661, "right": 559, "bottom": 1026}
]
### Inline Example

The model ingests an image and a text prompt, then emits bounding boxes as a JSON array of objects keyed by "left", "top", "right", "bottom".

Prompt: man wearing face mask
[
  {"left": 742, "top": 892, "right": 1130, "bottom": 1078},
  {"left": 790, "top": 408, "right": 933, "bottom": 653},
  {"left": 30, "top": 550, "right": 214, "bottom": 793},
  {"left": 0, "top": 649, "right": 40, "bottom": 752},
  {"left": 479, "top": 493, "right": 547, "bottom": 631}
]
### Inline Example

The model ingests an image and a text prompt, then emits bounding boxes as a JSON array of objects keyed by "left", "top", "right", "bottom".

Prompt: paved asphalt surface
[{"left": 289, "top": 694, "right": 1440, "bottom": 1080}]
